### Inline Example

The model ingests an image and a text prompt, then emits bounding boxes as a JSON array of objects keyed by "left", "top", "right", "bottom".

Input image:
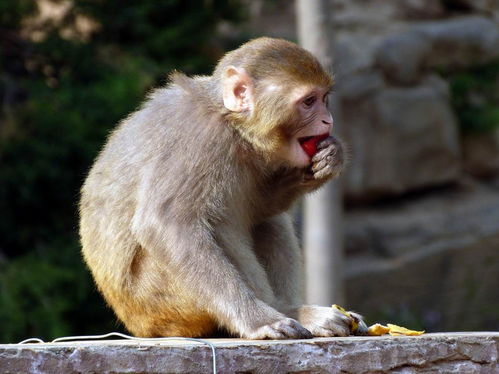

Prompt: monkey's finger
[
  {"left": 288, "top": 321, "right": 314, "bottom": 339},
  {"left": 314, "top": 165, "right": 333, "bottom": 180},
  {"left": 330, "top": 310, "right": 354, "bottom": 325},
  {"left": 311, "top": 145, "right": 336, "bottom": 163},
  {"left": 316, "top": 136, "right": 335, "bottom": 149},
  {"left": 329, "top": 325, "right": 350, "bottom": 337},
  {"left": 244, "top": 325, "right": 285, "bottom": 340},
  {"left": 311, "top": 158, "right": 329, "bottom": 173},
  {"left": 255, "top": 319, "right": 312, "bottom": 339},
  {"left": 310, "top": 327, "right": 334, "bottom": 337},
  {"left": 322, "top": 319, "right": 351, "bottom": 337},
  {"left": 275, "top": 322, "right": 304, "bottom": 338},
  {"left": 265, "top": 328, "right": 287, "bottom": 340},
  {"left": 348, "top": 311, "right": 369, "bottom": 335},
  {"left": 313, "top": 326, "right": 350, "bottom": 338},
  {"left": 276, "top": 318, "right": 313, "bottom": 339}
]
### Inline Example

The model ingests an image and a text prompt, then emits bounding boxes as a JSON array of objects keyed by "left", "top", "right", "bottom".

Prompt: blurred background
[{"left": 1, "top": 0, "right": 498, "bottom": 342}]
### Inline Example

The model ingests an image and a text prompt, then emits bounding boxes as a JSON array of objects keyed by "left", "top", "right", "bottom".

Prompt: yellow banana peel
[
  {"left": 367, "top": 323, "right": 390, "bottom": 336},
  {"left": 332, "top": 305, "right": 425, "bottom": 336},
  {"left": 385, "top": 323, "right": 425, "bottom": 336}
]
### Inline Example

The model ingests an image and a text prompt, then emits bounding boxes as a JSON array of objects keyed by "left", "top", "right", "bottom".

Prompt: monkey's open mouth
[{"left": 298, "top": 134, "right": 329, "bottom": 157}]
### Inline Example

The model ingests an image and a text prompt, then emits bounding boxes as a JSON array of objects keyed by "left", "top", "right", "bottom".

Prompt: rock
[
  {"left": 445, "top": 0, "right": 498, "bottom": 14},
  {"left": 334, "top": 33, "right": 386, "bottom": 76},
  {"left": 414, "top": 16, "right": 499, "bottom": 68},
  {"left": 1, "top": 333, "right": 498, "bottom": 373},
  {"left": 332, "top": 0, "right": 399, "bottom": 31},
  {"left": 244, "top": 0, "right": 296, "bottom": 40},
  {"left": 340, "top": 75, "right": 460, "bottom": 201},
  {"left": 375, "top": 32, "right": 431, "bottom": 85},
  {"left": 462, "top": 130, "right": 499, "bottom": 177},
  {"left": 336, "top": 71, "right": 385, "bottom": 101},
  {"left": 374, "top": 16, "right": 499, "bottom": 85},
  {"left": 395, "top": 0, "right": 446, "bottom": 19},
  {"left": 332, "top": 0, "right": 444, "bottom": 28},
  {"left": 344, "top": 182, "right": 499, "bottom": 331}
]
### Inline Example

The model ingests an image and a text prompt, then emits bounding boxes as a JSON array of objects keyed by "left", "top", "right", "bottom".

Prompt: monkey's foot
[{"left": 243, "top": 318, "right": 313, "bottom": 340}]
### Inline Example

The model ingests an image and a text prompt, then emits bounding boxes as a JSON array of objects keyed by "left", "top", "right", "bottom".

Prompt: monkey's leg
[
  {"left": 253, "top": 213, "right": 361, "bottom": 337},
  {"left": 131, "top": 211, "right": 311, "bottom": 339}
]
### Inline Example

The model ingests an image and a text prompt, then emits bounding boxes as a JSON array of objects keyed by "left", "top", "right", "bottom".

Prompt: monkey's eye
[{"left": 302, "top": 96, "right": 316, "bottom": 108}]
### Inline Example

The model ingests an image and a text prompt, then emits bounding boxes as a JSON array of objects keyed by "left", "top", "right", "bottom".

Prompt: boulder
[
  {"left": 332, "top": 0, "right": 445, "bottom": 27},
  {"left": 344, "top": 181, "right": 499, "bottom": 331},
  {"left": 375, "top": 16, "right": 499, "bottom": 85},
  {"left": 336, "top": 71, "right": 385, "bottom": 101},
  {"left": 334, "top": 33, "right": 385, "bottom": 77},
  {"left": 395, "top": 0, "right": 446, "bottom": 19},
  {"left": 375, "top": 32, "right": 431, "bottom": 85},
  {"left": 340, "top": 75, "right": 460, "bottom": 201},
  {"left": 446, "top": 0, "right": 499, "bottom": 14},
  {"left": 332, "top": 0, "right": 398, "bottom": 31},
  {"left": 414, "top": 16, "right": 499, "bottom": 68}
]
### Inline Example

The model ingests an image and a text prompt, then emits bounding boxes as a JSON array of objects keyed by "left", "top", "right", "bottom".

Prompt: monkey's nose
[
  {"left": 322, "top": 114, "right": 333, "bottom": 126},
  {"left": 322, "top": 119, "right": 333, "bottom": 130}
]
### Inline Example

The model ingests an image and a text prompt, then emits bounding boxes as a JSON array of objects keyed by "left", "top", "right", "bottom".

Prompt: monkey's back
[{"left": 79, "top": 80, "right": 243, "bottom": 337}]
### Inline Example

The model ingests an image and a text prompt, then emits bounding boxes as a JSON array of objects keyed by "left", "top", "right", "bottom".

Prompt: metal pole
[{"left": 296, "top": 0, "right": 345, "bottom": 306}]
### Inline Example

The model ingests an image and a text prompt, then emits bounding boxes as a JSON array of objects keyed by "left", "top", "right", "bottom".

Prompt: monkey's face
[
  {"left": 221, "top": 66, "right": 335, "bottom": 169},
  {"left": 281, "top": 85, "right": 333, "bottom": 167}
]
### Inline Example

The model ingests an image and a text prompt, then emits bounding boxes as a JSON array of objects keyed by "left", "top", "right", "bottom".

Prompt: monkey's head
[{"left": 213, "top": 37, "right": 334, "bottom": 168}]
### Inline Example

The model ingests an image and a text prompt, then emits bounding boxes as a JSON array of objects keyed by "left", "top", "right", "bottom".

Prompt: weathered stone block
[
  {"left": 340, "top": 75, "right": 460, "bottom": 201},
  {"left": 1, "top": 334, "right": 498, "bottom": 373}
]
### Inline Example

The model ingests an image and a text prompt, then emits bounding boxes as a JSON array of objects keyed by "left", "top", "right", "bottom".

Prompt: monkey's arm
[
  {"left": 254, "top": 213, "right": 359, "bottom": 337},
  {"left": 253, "top": 213, "right": 304, "bottom": 313}
]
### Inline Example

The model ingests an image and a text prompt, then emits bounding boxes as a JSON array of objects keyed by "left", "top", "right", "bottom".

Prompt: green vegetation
[
  {"left": 0, "top": 0, "right": 245, "bottom": 342},
  {"left": 447, "top": 61, "right": 499, "bottom": 133}
]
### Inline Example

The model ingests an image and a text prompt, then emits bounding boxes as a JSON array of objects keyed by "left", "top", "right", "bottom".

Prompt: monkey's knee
[{"left": 122, "top": 308, "right": 218, "bottom": 338}]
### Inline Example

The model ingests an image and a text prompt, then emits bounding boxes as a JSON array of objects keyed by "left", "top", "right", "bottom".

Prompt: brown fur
[{"left": 80, "top": 37, "right": 360, "bottom": 339}]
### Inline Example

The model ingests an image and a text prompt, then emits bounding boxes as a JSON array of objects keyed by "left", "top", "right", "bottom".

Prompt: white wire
[
  {"left": 18, "top": 338, "right": 44, "bottom": 344},
  {"left": 18, "top": 332, "right": 217, "bottom": 374}
]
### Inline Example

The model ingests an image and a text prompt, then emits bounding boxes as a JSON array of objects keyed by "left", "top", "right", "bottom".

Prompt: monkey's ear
[{"left": 222, "top": 66, "right": 254, "bottom": 113}]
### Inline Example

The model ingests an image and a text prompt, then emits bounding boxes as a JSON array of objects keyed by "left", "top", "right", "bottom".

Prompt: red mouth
[{"left": 298, "top": 134, "right": 329, "bottom": 157}]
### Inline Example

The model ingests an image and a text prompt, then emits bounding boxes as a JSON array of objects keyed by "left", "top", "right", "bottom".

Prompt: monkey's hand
[
  {"left": 298, "top": 305, "right": 366, "bottom": 337},
  {"left": 307, "top": 136, "right": 344, "bottom": 180}
]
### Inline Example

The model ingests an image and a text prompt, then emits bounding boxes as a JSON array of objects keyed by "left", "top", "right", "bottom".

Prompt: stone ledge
[{"left": 1, "top": 332, "right": 498, "bottom": 373}]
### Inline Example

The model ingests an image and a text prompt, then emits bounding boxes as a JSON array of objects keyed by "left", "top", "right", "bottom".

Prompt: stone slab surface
[{"left": 1, "top": 332, "right": 497, "bottom": 373}]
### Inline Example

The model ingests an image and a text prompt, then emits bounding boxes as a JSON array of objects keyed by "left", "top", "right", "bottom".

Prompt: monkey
[{"left": 79, "top": 37, "right": 366, "bottom": 339}]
